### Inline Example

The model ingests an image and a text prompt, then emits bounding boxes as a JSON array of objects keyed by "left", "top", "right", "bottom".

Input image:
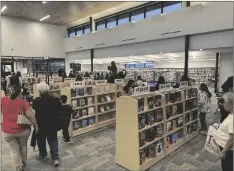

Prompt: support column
[
  {"left": 32, "top": 57, "right": 34, "bottom": 76},
  {"left": 12, "top": 57, "right": 14, "bottom": 73},
  {"left": 90, "top": 17, "right": 94, "bottom": 31},
  {"left": 184, "top": 35, "right": 190, "bottom": 79},
  {"left": 91, "top": 49, "right": 94, "bottom": 72},
  {"left": 214, "top": 53, "right": 219, "bottom": 93}
]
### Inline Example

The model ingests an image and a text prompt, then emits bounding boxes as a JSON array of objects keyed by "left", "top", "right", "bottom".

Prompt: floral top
[{"left": 198, "top": 91, "right": 211, "bottom": 113}]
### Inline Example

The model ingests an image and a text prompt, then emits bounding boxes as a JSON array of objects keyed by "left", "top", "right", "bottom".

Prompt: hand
[
  {"left": 219, "top": 150, "right": 227, "bottom": 160},
  {"left": 35, "top": 126, "right": 39, "bottom": 134}
]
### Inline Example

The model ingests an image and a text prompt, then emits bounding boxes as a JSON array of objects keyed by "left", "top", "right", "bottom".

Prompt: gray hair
[
  {"left": 223, "top": 92, "right": 233, "bottom": 103},
  {"left": 37, "top": 82, "right": 49, "bottom": 95}
]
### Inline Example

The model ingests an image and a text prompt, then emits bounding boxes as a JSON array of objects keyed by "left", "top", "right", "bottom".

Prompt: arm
[
  {"left": 6, "top": 78, "right": 10, "bottom": 90},
  {"left": 222, "top": 133, "right": 233, "bottom": 152},
  {"left": 25, "top": 107, "right": 38, "bottom": 130}
]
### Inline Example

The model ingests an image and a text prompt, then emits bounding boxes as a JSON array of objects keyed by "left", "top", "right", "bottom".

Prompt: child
[
  {"left": 198, "top": 83, "right": 212, "bottom": 134},
  {"left": 60, "top": 95, "right": 73, "bottom": 144}
]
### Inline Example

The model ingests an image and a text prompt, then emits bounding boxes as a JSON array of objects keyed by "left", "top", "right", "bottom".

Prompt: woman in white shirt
[
  {"left": 215, "top": 92, "right": 233, "bottom": 171},
  {"left": 136, "top": 76, "right": 145, "bottom": 87}
]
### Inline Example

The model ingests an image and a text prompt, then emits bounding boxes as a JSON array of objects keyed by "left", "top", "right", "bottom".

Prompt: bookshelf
[
  {"left": 22, "top": 77, "right": 40, "bottom": 92},
  {"left": 115, "top": 85, "right": 198, "bottom": 170}
]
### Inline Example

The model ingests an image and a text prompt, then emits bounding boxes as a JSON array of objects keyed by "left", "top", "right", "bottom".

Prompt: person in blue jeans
[{"left": 32, "top": 82, "right": 62, "bottom": 167}]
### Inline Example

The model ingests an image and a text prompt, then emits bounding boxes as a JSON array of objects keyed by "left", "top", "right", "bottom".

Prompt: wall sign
[
  {"left": 159, "top": 83, "right": 172, "bottom": 90},
  {"left": 134, "top": 86, "right": 149, "bottom": 95}
]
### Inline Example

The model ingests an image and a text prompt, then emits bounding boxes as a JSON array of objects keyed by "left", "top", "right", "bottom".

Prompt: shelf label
[
  {"left": 83, "top": 77, "right": 92, "bottom": 81},
  {"left": 159, "top": 83, "right": 172, "bottom": 90},
  {"left": 64, "top": 78, "right": 75, "bottom": 82},
  {"left": 70, "top": 81, "right": 84, "bottom": 87},
  {"left": 134, "top": 86, "right": 149, "bottom": 95},
  {"left": 95, "top": 80, "right": 107, "bottom": 85},
  {"left": 84, "top": 80, "right": 95, "bottom": 86},
  {"left": 180, "top": 81, "right": 188, "bottom": 88},
  {"left": 114, "top": 79, "right": 124, "bottom": 85}
]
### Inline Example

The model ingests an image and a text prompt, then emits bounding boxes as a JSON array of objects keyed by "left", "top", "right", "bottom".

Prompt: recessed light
[
  {"left": 40, "top": 15, "right": 50, "bottom": 21},
  {"left": 42, "top": 1, "right": 47, "bottom": 4},
  {"left": 160, "top": 52, "right": 162, "bottom": 54},
  {"left": 200, "top": 49, "right": 203, "bottom": 51},
  {"left": 1, "top": 6, "right": 7, "bottom": 13}
]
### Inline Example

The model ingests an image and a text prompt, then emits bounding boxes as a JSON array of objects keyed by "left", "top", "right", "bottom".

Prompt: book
[
  {"left": 172, "top": 119, "right": 177, "bottom": 130},
  {"left": 164, "top": 93, "right": 169, "bottom": 104},
  {"left": 72, "top": 100, "right": 77, "bottom": 108},
  {"left": 145, "top": 128, "right": 156, "bottom": 142},
  {"left": 166, "top": 106, "right": 172, "bottom": 119},
  {"left": 105, "top": 105, "right": 111, "bottom": 111},
  {"left": 77, "top": 88, "right": 84, "bottom": 96},
  {"left": 87, "top": 97, "right": 93, "bottom": 105},
  {"left": 88, "top": 117, "right": 95, "bottom": 125},
  {"left": 166, "top": 121, "right": 172, "bottom": 133},
  {"left": 171, "top": 133, "right": 178, "bottom": 144},
  {"left": 192, "top": 111, "right": 198, "bottom": 121},
  {"left": 138, "top": 97, "right": 144, "bottom": 112},
  {"left": 82, "top": 119, "right": 88, "bottom": 128},
  {"left": 171, "top": 104, "right": 178, "bottom": 116},
  {"left": 139, "top": 150, "right": 146, "bottom": 165},
  {"left": 73, "top": 111, "right": 81, "bottom": 119},
  {"left": 138, "top": 115, "right": 146, "bottom": 130},
  {"left": 145, "top": 112, "right": 155, "bottom": 125},
  {"left": 71, "top": 88, "right": 77, "bottom": 97},
  {"left": 156, "top": 125, "right": 163, "bottom": 137},
  {"left": 192, "top": 123, "right": 198, "bottom": 132},
  {"left": 169, "top": 91, "right": 176, "bottom": 103},
  {"left": 99, "top": 96, "right": 106, "bottom": 103},
  {"left": 82, "top": 109, "right": 88, "bottom": 116},
  {"left": 177, "top": 116, "right": 183, "bottom": 127},
  {"left": 178, "top": 130, "right": 183, "bottom": 139},
  {"left": 156, "top": 141, "right": 163, "bottom": 154},
  {"left": 177, "top": 103, "right": 183, "bottom": 114},
  {"left": 175, "top": 91, "right": 182, "bottom": 101},
  {"left": 139, "top": 132, "right": 145, "bottom": 147},
  {"left": 154, "top": 95, "right": 161, "bottom": 107},
  {"left": 85, "top": 87, "right": 93, "bottom": 95},
  {"left": 73, "top": 121, "right": 79, "bottom": 130},
  {"left": 145, "top": 144, "right": 156, "bottom": 158},
  {"left": 185, "top": 113, "right": 190, "bottom": 123},
  {"left": 147, "top": 96, "right": 154, "bottom": 109},
  {"left": 100, "top": 106, "right": 105, "bottom": 113},
  {"left": 79, "top": 98, "right": 86, "bottom": 107},
  {"left": 105, "top": 95, "right": 112, "bottom": 102},
  {"left": 88, "top": 107, "right": 95, "bottom": 115},
  {"left": 155, "top": 109, "right": 163, "bottom": 122}
]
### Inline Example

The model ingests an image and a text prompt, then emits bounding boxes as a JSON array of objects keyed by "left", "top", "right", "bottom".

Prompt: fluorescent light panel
[
  {"left": 1, "top": 6, "right": 7, "bottom": 13},
  {"left": 40, "top": 15, "right": 50, "bottom": 21}
]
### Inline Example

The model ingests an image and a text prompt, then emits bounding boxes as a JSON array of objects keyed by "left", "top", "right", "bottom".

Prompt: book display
[
  {"left": 116, "top": 85, "right": 198, "bottom": 170},
  {"left": 22, "top": 77, "right": 40, "bottom": 92}
]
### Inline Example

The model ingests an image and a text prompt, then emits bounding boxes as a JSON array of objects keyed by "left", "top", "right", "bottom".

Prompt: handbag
[
  {"left": 204, "top": 125, "right": 220, "bottom": 156},
  {"left": 17, "top": 100, "right": 32, "bottom": 125}
]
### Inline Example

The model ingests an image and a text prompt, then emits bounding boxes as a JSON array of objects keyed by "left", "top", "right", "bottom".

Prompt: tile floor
[{"left": 2, "top": 104, "right": 222, "bottom": 171}]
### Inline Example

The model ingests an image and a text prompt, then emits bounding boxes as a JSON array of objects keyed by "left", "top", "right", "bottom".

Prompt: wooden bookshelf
[{"left": 116, "top": 85, "right": 198, "bottom": 170}]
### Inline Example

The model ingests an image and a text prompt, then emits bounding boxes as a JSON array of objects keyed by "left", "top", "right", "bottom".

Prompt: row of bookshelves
[{"left": 115, "top": 85, "right": 199, "bottom": 171}]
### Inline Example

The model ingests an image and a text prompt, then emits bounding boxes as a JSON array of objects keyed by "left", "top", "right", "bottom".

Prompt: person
[
  {"left": 219, "top": 76, "right": 233, "bottom": 123},
  {"left": 95, "top": 72, "right": 101, "bottom": 80},
  {"left": 6, "top": 72, "right": 20, "bottom": 91},
  {"left": 2, "top": 85, "right": 38, "bottom": 171},
  {"left": 75, "top": 73, "right": 83, "bottom": 81},
  {"left": 155, "top": 76, "right": 165, "bottom": 90},
  {"left": 198, "top": 83, "right": 212, "bottom": 134},
  {"left": 32, "top": 82, "right": 62, "bottom": 167},
  {"left": 60, "top": 95, "right": 73, "bottom": 144},
  {"left": 123, "top": 80, "right": 135, "bottom": 96},
  {"left": 84, "top": 72, "right": 90, "bottom": 77},
  {"left": 136, "top": 76, "right": 145, "bottom": 87},
  {"left": 16, "top": 71, "right": 22, "bottom": 87},
  {"left": 117, "top": 70, "right": 127, "bottom": 79},
  {"left": 108, "top": 61, "right": 118, "bottom": 83},
  {"left": 215, "top": 92, "right": 233, "bottom": 171},
  {"left": 68, "top": 71, "right": 75, "bottom": 78}
]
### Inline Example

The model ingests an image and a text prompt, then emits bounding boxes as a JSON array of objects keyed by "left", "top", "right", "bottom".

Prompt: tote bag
[
  {"left": 204, "top": 125, "right": 220, "bottom": 156},
  {"left": 17, "top": 100, "right": 32, "bottom": 125}
]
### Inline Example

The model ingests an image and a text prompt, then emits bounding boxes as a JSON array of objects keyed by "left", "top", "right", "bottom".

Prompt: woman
[
  {"left": 75, "top": 73, "right": 83, "bottom": 81},
  {"left": 123, "top": 80, "right": 135, "bottom": 96},
  {"left": 108, "top": 61, "right": 118, "bottom": 83},
  {"left": 198, "top": 83, "right": 212, "bottom": 134},
  {"left": 2, "top": 86, "right": 38, "bottom": 171},
  {"left": 155, "top": 76, "right": 165, "bottom": 90},
  {"left": 136, "top": 76, "right": 145, "bottom": 87},
  {"left": 215, "top": 92, "right": 233, "bottom": 171},
  {"left": 32, "top": 82, "right": 62, "bottom": 167},
  {"left": 16, "top": 71, "right": 22, "bottom": 88},
  {"left": 7, "top": 72, "right": 20, "bottom": 91}
]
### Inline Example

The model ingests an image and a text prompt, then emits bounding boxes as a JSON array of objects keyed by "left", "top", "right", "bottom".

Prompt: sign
[
  {"left": 180, "top": 81, "right": 189, "bottom": 88},
  {"left": 204, "top": 126, "right": 220, "bottom": 156},
  {"left": 114, "top": 79, "right": 124, "bottom": 85},
  {"left": 159, "top": 83, "right": 172, "bottom": 90},
  {"left": 64, "top": 78, "right": 75, "bottom": 82},
  {"left": 134, "top": 86, "right": 149, "bottom": 95},
  {"left": 70, "top": 81, "right": 83, "bottom": 87},
  {"left": 83, "top": 77, "right": 92, "bottom": 81},
  {"left": 95, "top": 80, "right": 107, "bottom": 85},
  {"left": 84, "top": 80, "right": 95, "bottom": 86}
]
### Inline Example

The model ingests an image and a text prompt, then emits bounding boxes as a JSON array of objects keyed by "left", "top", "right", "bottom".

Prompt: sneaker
[
  {"left": 53, "top": 160, "right": 60, "bottom": 167},
  {"left": 36, "top": 155, "right": 48, "bottom": 161},
  {"left": 63, "top": 140, "right": 71, "bottom": 144}
]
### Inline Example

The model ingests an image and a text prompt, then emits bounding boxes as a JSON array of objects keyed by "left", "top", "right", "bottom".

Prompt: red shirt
[{"left": 2, "top": 96, "right": 30, "bottom": 134}]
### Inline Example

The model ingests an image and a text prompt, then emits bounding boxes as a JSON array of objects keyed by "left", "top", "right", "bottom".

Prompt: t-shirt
[
  {"left": 215, "top": 114, "right": 233, "bottom": 148},
  {"left": 61, "top": 104, "right": 73, "bottom": 122},
  {"left": 1, "top": 96, "right": 30, "bottom": 134},
  {"left": 137, "top": 80, "right": 144, "bottom": 87}
]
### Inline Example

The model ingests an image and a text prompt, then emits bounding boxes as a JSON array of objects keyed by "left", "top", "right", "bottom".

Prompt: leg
[
  {"left": 62, "top": 121, "right": 70, "bottom": 142},
  {"left": 17, "top": 129, "right": 31, "bottom": 165},
  {"left": 221, "top": 150, "right": 233, "bottom": 171},
  {"left": 47, "top": 132, "right": 59, "bottom": 161},
  {"left": 3, "top": 133, "right": 21, "bottom": 170},
  {"left": 37, "top": 131, "right": 47, "bottom": 157},
  {"left": 199, "top": 112, "right": 207, "bottom": 131}
]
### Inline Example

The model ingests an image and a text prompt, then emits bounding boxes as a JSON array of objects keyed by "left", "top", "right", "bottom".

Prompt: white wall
[
  {"left": 2, "top": 16, "right": 66, "bottom": 58},
  {"left": 156, "top": 61, "right": 216, "bottom": 68},
  {"left": 219, "top": 52, "right": 233, "bottom": 87},
  {"left": 81, "top": 63, "right": 125, "bottom": 71}
]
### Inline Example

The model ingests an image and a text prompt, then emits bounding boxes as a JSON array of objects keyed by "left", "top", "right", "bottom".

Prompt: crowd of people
[{"left": 1, "top": 64, "right": 233, "bottom": 171}]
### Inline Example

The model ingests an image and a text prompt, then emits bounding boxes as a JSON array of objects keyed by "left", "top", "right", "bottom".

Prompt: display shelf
[
  {"left": 185, "top": 108, "right": 198, "bottom": 114},
  {"left": 96, "top": 100, "right": 115, "bottom": 106},
  {"left": 97, "top": 109, "right": 116, "bottom": 116},
  {"left": 72, "top": 114, "right": 96, "bottom": 121},
  {"left": 116, "top": 85, "right": 199, "bottom": 170},
  {"left": 71, "top": 94, "right": 94, "bottom": 100}
]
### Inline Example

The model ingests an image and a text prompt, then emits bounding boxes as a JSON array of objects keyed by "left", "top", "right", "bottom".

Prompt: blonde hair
[
  {"left": 37, "top": 81, "right": 49, "bottom": 95},
  {"left": 223, "top": 92, "right": 233, "bottom": 103}
]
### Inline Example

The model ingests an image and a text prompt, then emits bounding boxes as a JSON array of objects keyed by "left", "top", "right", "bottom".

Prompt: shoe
[
  {"left": 53, "top": 159, "right": 60, "bottom": 167},
  {"left": 200, "top": 131, "right": 208, "bottom": 135},
  {"left": 21, "top": 161, "right": 26, "bottom": 167},
  {"left": 63, "top": 139, "right": 71, "bottom": 144},
  {"left": 36, "top": 155, "right": 49, "bottom": 161}
]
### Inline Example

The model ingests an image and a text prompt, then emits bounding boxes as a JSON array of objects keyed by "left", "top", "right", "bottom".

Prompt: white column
[
  {"left": 65, "top": 56, "right": 70, "bottom": 76},
  {"left": 219, "top": 52, "right": 233, "bottom": 88}
]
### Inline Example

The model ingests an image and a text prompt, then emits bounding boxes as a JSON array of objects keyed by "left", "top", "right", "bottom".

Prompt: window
[
  {"left": 118, "top": 13, "right": 129, "bottom": 25},
  {"left": 96, "top": 20, "right": 105, "bottom": 30},
  {"left": 76, "top": 28, "right": 83, "bottom": 36},
  {"left": 131, "top": 8, "right": 144, "bottom": 22},
  {"left": 146, "top": 3, "right": 161, "bottom": 18},
  {"left": 163, "top": 2, "right": 182, "bottom": 14},
  {"left": 84, "top": 25, "right": 91, "bottom": 34},
  {"left": 107, "top": 17, "right": 117, "bottom": 28},
  {"left": 68, "top": 30, "right": 75, "bottom": 37}
]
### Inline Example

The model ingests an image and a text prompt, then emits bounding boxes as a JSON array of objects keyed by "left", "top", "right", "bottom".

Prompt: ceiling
[{"left": 1, "top": 1, "right": 124, "bottom": 25}]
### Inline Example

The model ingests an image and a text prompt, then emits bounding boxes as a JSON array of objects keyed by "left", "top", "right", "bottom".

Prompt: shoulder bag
[{"left": 17, "top": 100, "right": 32, "bottom": 125}]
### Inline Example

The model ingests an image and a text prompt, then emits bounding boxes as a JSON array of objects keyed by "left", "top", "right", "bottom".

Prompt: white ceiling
[{"left": 1, "top": 1, "right": 124, "bottom": 25}]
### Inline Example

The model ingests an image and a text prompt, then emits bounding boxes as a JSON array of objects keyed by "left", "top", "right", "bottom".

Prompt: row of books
[
  {"left": 139, "top": 124, "right": 163, "bottom": 147},
  {"left": 166, "top": 117, "right": 183, "bottom": 133},
  {"left": 72, "top": 97, "right": 94, "bottom": 108},
  {"left": 72, "top": 107, "right": 95, "bottom": 119},
  {"left": 185, "top": 99, "right": 197, "bottom": 111},
  {"left": 73, "top": 117, "right": 95, "bottom": 130},
  {"left": 139, "top": 141, "right": 164, "bottom": 165},
  {"left": 166, "top": 129, "right": 183, "bottom": 148},
  {"left": 185, "top": 122, "right": 198, "bottom": 135},
  {"left": 98, "top": 105, "right": 114, "bottom": 113},
  {"left": 185, "top": 111, "right": 198, "bottom": 123},
  {"left": 166, "top": 103, "right": 183, "bottom": 119},
  {"left": 98, "top": 95, "right": 112, "bottom": 103},
  {"left": 71, "top": 87, "right": 93, "bottom": 97}
]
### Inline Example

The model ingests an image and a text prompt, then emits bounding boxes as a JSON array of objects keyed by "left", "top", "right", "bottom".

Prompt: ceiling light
[
  {"left": 1, "top": 6, "right": 7, "bottom": 13},
  {"left": 169, "top": 57, "right": 176, "bottom": 61},
  {"left": 40, "top": 15, "right": 50, "bottom": 21},
  {"left": 200, "top": 49, "right": 203, "bottom": 51},
  {"left": 193, "top": 56, "right": 196, "bottom": 60},
  {"left": 160, "top": 52, "right": 163, "bottom": 54},
  {"left": 42, "top": 1, "right": 47, "bottom": 4}
]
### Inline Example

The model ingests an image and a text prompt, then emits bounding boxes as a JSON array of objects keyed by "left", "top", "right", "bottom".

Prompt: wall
[
  {"left": 219, "top": 52, "right": 233, "bottom": 88},
  {"left": 2, "top": 16, "right": 67, "bottom": 58}
]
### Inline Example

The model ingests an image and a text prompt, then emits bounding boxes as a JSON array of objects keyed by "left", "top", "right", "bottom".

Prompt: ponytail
[{"left": 9, "top": 86, "right": 21, "bottom": 100}]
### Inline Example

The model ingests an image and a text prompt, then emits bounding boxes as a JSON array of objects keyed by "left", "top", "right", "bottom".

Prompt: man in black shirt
[{"left": 60, "top": 95, "right": 73, "bottom": 144}]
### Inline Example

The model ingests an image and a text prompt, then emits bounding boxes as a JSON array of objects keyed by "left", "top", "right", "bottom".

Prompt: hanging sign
[
  {"left": 134, "top": 86, "right": 149, "bottom": 95},
  {"left": 159, "top": 83, "right": 172, "bottom": 90},
  {"left": 180, "top": 81, "right": 189, "bottom": 88},
  {"left": 95, "top": 80, "right": 107, "bottom": 85}
]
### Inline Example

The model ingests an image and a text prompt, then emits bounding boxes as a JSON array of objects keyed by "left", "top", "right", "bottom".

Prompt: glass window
[
  {"left": 68, "top": 30, "right": 75, "bottom": 37},
  {"left": 131, "top": 8, "right": 144, "bottom": 22},
  {"left": 118, "top": 13, "right": 129, "bottom": 25},
  {"left": 76, "top": 28, "right": 83, "bottom": 36},
  {"left": 163, "top": 2, "right": 182, "bottom": 14},
  {"left": 107, "top": 17, "right": 117, "bottom": 28},
  {"left": 96, "top": 20, "right": 105, "bottom": 30},
  {"left": 146, "top": 3, "right": 161, "bottom": 18},
  {"left": 84, "top": 25, "right": 91, "bottom": 34}
]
